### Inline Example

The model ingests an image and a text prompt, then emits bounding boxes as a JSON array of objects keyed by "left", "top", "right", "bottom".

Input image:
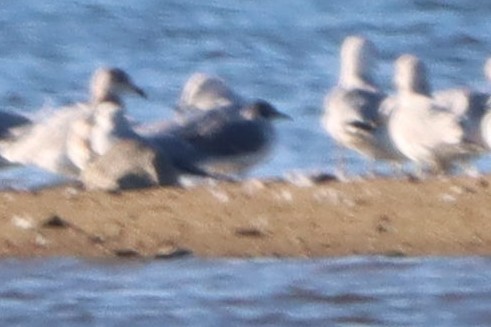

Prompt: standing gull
[
  {"left": 388, "top": 54, "right": 479, "bottom": 175},
  {"left": 322, "top": 36, "right": 402, "bottom": 174},
  {"left": 0, "top": 68, "right": 146, "bottom": 177}
]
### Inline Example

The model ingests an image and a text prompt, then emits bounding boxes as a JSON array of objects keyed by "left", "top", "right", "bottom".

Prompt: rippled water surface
[
  {"left": 1, "top": 257, "right": 491, "bottom": 326},
  {"left": 2, "top": 0, "right": 491, "bottom": 188}
]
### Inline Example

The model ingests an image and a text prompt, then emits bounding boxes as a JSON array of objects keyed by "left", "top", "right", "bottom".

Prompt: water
[
  {"left": 0, "top": 257, "right": 490, "bottom": 326},
  {"left": 1, "top": 1, "right": 491, "bottom": 325},
  {"left": 2, "top": 0, "right": 491, "bottom": 188}
]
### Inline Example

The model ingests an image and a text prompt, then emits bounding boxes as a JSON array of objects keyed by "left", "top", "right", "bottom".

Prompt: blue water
[
  {"left": 2, "top": 0, "right": 491, "bottom": 188},
  {"left": 1, "top": 257, "right": 491, "bottom": 326},
  {"left": 1, "top": 1, "right": 491, "bottom": 324}
]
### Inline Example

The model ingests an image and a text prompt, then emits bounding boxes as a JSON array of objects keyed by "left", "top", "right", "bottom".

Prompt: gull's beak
[
  {"left": 274, "top": 110, "right": 292, "bottom": 121},
  {"left": 123, "top": 79, "right": 147, "bottom": 99},
  {"left": 132, "top": 84, "right": 147, "bottom": 99}
]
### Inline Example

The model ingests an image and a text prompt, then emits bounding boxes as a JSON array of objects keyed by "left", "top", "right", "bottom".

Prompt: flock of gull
[
  {"left": 0, "top": 34, "right": 490, "bottom": 190},
  {"left": 0, "top": 68, "right": 290, "bottom": 190},
  {"left": 324, "top": 35, "right": 491, "bottom": 177}
]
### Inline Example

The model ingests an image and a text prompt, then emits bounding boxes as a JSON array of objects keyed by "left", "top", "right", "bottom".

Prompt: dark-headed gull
[{"left": 139, "top": 74, "right": 290, "bottom": 176}]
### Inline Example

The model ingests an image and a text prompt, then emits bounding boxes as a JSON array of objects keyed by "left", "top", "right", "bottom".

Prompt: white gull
[
  {"left": 387, "top": 54, "right": 480, "bottom": 174},
  {"left": 322, "top": 36, "right": 402, "bottom": 172}
]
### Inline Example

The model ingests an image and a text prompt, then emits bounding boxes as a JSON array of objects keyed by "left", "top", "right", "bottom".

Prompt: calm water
[
  {"left": 2, "top": 0, "right": 491, "bottom": 188},
  {"left": 1, "top": 257, "right": 491, "bottom": 326},
  {"left": 1, "top": 1, "right": 491, "bottom": 325}
]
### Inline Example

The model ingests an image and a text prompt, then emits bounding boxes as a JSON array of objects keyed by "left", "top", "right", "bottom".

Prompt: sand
[{"left": 0, "top": 175, "right": 490, "bottom": 258}]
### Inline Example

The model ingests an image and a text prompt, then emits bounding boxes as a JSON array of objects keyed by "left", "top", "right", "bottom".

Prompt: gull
[
  {"left": 168, "top": 100, "right": 290, "bottom": 175},
  {"left": 322, "top": 36, "right": 402, "bottom": 174},
  {"left": 81, "top": 135, "right": 241, "bottom": 191},
  {"left": 72, "top": 100, "right": 223, "bottom": 189},
  {"left": 387, "top": 54, "right": 480, "bottom": 174},
  {"left": 80, "top": 138, "right": 179, "bottom": 191},
  {"left": 433, "top": 58, "right": 491, "bottom": 151},
  {"left": 138, "top": 73, "right": 245, "bottom": 136},
  {"left": 139, "top": 74, "right": 290, "bottom": 176},
  {"left": 175, "top": 72, "right": 244, "bottom": 116},
  {"left": 0, "top": 68, "right": 146, "bottom": 177},
  {"left": 65, "top": 101, "right": 145, "bottom": 172},
  {"left": 433, "top": 89, "right": 489, "bottom": 149},
  {"left": 140, "top": 100, "right": 290, "bottom": 176},
  {"left": 58, "top": 71, "right": 240, "bottom": 189},
  {"left": 71, "top": 86, "right": 237, "bottom": 189}
]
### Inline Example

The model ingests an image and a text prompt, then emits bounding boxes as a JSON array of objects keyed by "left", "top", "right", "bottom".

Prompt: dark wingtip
[{"left": 347, "top": 120, "right": 375, "bottom": 132}]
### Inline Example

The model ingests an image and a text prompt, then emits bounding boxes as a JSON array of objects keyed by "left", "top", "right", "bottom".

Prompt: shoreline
[{"left": 0, "top": 175, "right": 490, "bottom": 258}]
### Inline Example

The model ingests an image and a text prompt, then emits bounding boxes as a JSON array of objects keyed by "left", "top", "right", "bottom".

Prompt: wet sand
[{"left": 0, "top": 175, "right": 490, "bottom": 258}]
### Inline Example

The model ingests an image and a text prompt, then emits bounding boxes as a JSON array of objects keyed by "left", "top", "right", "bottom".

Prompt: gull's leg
[{"left": 333, "top": 144, "right": 349, "bottom": 181}]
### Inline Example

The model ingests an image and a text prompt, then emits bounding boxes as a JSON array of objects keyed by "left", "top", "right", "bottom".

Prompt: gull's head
[
  {"left": 241, "top": 100, "right": 291, "bottom": 121},
  {"left": 339, "top": 35, "right": 378, "bottom": 89},
  {"left": 394, "top": 54, "right": 431, "bottom": 95},
  {"left": 178, "top": 72, "right": 236, "bottom": 112},
  {"left": 90, "top": 68, "right": 147, "bottom": 105},
  {"left": 484, "top": 57, "right": 491, "bottom": 82}
]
